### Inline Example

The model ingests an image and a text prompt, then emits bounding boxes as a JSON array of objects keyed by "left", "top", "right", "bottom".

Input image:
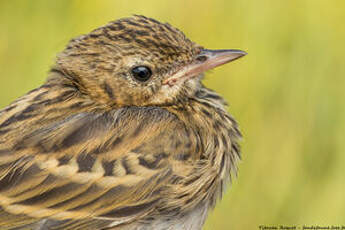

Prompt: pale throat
[{"left": 149, "top": 77, "right": 201, "bottom": 105}]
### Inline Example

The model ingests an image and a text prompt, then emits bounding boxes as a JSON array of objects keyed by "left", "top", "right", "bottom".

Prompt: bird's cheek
[{"left": 148, "top": 84, "right": 181, "bottom": 105}]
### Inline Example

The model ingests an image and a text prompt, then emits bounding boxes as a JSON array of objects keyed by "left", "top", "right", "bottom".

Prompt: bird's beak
[{"left": 163, "top": 49, "right": 247, "bottom": 86}]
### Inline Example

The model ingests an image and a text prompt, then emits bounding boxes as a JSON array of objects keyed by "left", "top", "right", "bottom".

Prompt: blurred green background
[{"left": 0, "top": 0, "right": 344, "bottom": 229}]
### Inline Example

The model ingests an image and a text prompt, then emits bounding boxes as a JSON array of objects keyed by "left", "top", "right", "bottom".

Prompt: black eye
[{"left": 131, "top": 66, "right": 152, "bottom": 82}]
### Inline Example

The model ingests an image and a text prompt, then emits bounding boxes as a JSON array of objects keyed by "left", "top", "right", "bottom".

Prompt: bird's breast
[{"left": 165, "top": 94, "right": 241, "bottom": 213}]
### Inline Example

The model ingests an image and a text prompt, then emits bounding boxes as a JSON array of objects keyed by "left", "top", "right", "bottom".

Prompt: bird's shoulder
[{"left": 0, "top": 92, "right": 199, "bottom": 229}]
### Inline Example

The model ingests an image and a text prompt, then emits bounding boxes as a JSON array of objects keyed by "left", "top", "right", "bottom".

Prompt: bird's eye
[{"left": 131, "top": 66, "right": 152, "bottom": 82}]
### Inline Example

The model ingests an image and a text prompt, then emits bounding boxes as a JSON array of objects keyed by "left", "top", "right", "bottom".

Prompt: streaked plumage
[{"left": 0, "top": 15, "right": 246, "bottom": 230}]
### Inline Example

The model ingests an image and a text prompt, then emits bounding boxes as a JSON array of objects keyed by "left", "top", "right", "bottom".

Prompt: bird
[{"left": 0, "top": 15, "right": 246, "bottom": 230}]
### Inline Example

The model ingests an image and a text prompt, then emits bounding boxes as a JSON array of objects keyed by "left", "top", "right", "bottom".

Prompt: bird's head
[{"left": 55, "top": 15, "right": 246, "bottom": 107}]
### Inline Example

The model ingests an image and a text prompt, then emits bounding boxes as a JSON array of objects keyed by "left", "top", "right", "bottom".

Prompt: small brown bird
[{"left": 0, "top": 15, "right": 246, "bottom": 230}]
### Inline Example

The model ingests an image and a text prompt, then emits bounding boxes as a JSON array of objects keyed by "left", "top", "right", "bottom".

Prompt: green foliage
[{"left": 0, "top": 0, "right": 344, "bottom": 229}]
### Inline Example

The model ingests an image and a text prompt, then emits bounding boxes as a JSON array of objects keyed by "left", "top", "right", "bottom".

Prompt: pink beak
[{"left": 163, "top": 49, "right": 247, "bottom": 86}]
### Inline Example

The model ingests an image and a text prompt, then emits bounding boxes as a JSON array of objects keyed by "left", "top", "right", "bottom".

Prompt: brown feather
[{"left": 0, "top": 15, "right": 242, "bottom": 230}]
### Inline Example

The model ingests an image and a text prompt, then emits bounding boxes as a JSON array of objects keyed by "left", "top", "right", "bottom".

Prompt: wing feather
[{"left": 0, "top": 107, "right": 192, "bottom": 229}]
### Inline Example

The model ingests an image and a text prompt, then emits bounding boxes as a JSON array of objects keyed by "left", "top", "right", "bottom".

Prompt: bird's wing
[{"left": 0, "top": 107, "right": 194, "bottom": 230}]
